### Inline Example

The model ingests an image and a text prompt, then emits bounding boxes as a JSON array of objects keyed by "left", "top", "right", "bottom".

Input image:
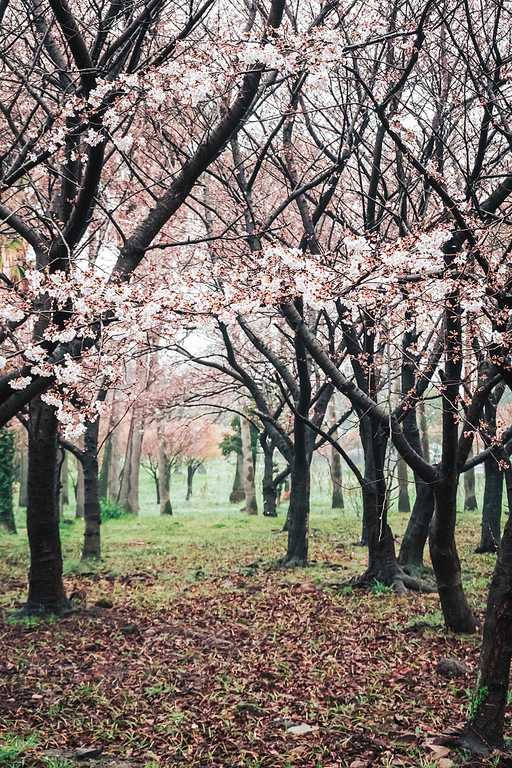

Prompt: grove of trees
[{"left": 3, "top": 0, "right": 512, "bottom": 754}]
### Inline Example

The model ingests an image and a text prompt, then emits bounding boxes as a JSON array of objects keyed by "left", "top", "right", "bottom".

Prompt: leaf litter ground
[{"left": 0, "top": 508, "right": 509, "bottom": 768}]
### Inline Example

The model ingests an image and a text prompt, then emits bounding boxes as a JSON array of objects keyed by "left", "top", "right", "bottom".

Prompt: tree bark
[
  {"left": 262, "top": 437, "right": 277, "bottom": 516},
  {"left": 476, "top": 454, "right": 502, "bottom": 553},
  {"left": 117, "top": 416, "right": 133, "bottom": 507},
  {"left": 108, "top": 396, "right": 123, "bottom": 501},
  {"left": 158, "top": 424, "right": 172, "bottom": 515},
  {"left": 125, "top": 409, "right": 143, "bottom": 515},
  {"left": 75, "top": 443, "right": 84, "bottom": 519},
  {"left": 329, "top": 399, "right": 343, "bottom": 509},
  {"left": 18, "top": 428, "right": 28, "bottom": 508},
  {"left": 186, "top": 463, "right": 198, "bottom": 501},
  {"left": 241, "top": 406, "right": 257, "bottom": 515},
  {"left": 282, "top": 411, "right": 310, "bottom": 565},
  {"left": 418, "top": 400, "right": 430, "bottom": 464},
  {"left": 0, "top": 427, "right": 16, "bottom": 533},
  {"left": 464, "top": 450, "right": 478, "bottom": 510},
  {"left": 98, "top": 431, "right": 111, "bottom": 499},
  {"left": 82, "top": 416, "right": 101, "bottom": 559},
  {"left": 18, "top": 396, "right": 70, "bottom": 616},
  {"left": 461, "top": 449, "right": 512, "bottom": 752},
  {"left": 397, "top": 457, "right": 410, "bottom": 513},
  {"left": 398, "top": 478, "right": 434, "bottom": 570},
  {"left": 61, "top": 449, "right": 69, "bottom": 505},
  {"left": 229, "top": 451, "right": 245, "bottom": 503}
]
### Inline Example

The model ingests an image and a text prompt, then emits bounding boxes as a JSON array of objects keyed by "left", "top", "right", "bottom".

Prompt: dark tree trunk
[
  {"left": 418, "top": 400, "right": 430, "bottom": 464},
  {"left": 398, "top": 327, "right": 431, "bottom": 570},
  {"left": 399, "top": 479, "right": 434, "bottom": 570},
  {"left": 18, "top": 429, "right": 28, "bottom": 508},
  {"left": 81, "top": 417, "right": 101, "bottom": 559},
  {"left": 186, "top": 464, "right": 197, "bottom": 500},
  {"left": 98, "top": 433, "right": 111, "bottom": 499},
  {"left": 61, "top": 449, "right": 69, "bottom": 505},
  {"left": 396, "top": 457, "right": 410, "bottom": 512},
  {"left": 329, "top": 398, "right": 343, "bottom": 509},
  {"left": 428, "top": 293, "right": 477, "bottom": 633},
  {"left": 56, "top": 447, "right": 65, "bottom": 520},
  {"left": 464, "top": 458, "right": 478, "bottom": 510},
  {"left": 75, "top": 443, "right": 84, "bottom": 518},
  {"left": 461, "top": 449, "right": 512, "bottom": 753},
  {"left": 282, "top": 415, "right": 310, "bottom": 566},
  {"left": 358, "top": 428, "right": 407, "bottom": 589},
  {"left": 476, "top": 384, "right": 504, "bottom": 552},
  {"left": 17, "top": 397, "right": 71, "bottom": 616},
  {"left": 476, "top": 455, "right": 502, "bottom": 553},
  {"left": 430, "top": 481, "right": 477, "bottom": 633},
  {"left": 154, "top": 472, "right": 160, "bottom": 505},
  {"left": 229, "top": 451, "right": 245, "bottom": 503},
  {"left": 0, "top": 427, "right": 16, "bottom": 533},
  {"left": 262, "top": 441, "right": 277, "bottom": 517},
  {"left": 331, "top": 448, "right": 344, "bottom": 509}
]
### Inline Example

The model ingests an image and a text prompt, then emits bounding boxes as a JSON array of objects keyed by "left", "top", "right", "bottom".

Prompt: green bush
[{"left": 100, "top": 498, "right": 126, "bottom": 521}]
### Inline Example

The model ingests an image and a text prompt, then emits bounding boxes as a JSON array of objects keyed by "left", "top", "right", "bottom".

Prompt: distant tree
[
  {"left": 0, "top": 427, "right": 16, "bottom": 533},
  {"left": 219, "top": 415, "right": 258, "bottom": 503}
]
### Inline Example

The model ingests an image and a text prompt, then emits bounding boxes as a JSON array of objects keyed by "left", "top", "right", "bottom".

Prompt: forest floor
[{"left": 0, "top": 480, "right": 508, "bottom": 768}]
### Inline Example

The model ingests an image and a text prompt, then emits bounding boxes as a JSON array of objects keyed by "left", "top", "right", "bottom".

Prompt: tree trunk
[
  {"left": 328, "top": 398, "right": 344, "bottom": 509},
  {"left": 476, "top": 454, "right": 502, "bottom": 553},
  {"left": 461, "top": 450, "right": 512, "bottom": 753},
  {"left": 61, "top": 449, "right": 69, "bottom": 505},
  {"left": 82, "top": 417, "right": 101, "bottom": 559},
  {"left": 430, "top": 481, "right": 478, "bottom": 633},
  {"left": 398, "top": 329, "right": 431, "bottom": 569},
  {"left": 418, "top": 399, "right": 430, "bottom": 464},
  {"left": 108, "top": 396, "right": 123, "bottom": 501},
  {"left": 75, "top": 445, "right": 84, "bottom": 519},
  {"left": 359, "top": 428, "right": 403, "bottom": 586},
  {"left": 282, "top": 415, "right": 310, "bottom": 566},
  {"left": 464, "top": 450, "right": 478, "bottom": 510},
  {"left": 158, "top": 426, "right": 172, "bottom": 515},
  {"left": 262, "top": 440, "right": 277, "bottom": 516},
  {"left": 241, "top": 407, "right": 257, "bottom": 515},
  {"left": 18, "top": 429, "right": 28, "bottom": 508},
  {"left": 0, "top": 427, "right": 16, "bottom": 533},
  {"left": 57, "top": 447, "right": 65, "bottom": 520},
  {"left": 229, "top": 451, "right": 245, "bottom": 503},
  {"left": 117, "top": 416, "right": 133, "bottom": 506},
  {"left": 331, "top": 447, "right": 344, "bottom": 509},
  {"left": 17, "top": 396, "right": 70, "bottom": 616},
  {"left": 125, "top": 410, "right": 143, "bottom": 515},
  {"left": 398, "top": 479, "right": 434, "bottom": 570},
  {"left": 396, "top": 457, "right": 410, "bottom": 513},
  {"left": 98, "top": 432, "right": 111, "bottom": 499},
  {"left": 186, "top": 463, "right": 197, "bottom": 500}
]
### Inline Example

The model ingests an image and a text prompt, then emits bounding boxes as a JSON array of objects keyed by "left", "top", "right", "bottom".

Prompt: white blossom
[{"left": 9, "top": 376, "right": 32, "bottom": 390}]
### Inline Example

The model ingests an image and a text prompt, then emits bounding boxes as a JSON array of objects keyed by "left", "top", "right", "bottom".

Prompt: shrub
[{"left": 100, "top": 498, "right": 126, "bottom": 521}]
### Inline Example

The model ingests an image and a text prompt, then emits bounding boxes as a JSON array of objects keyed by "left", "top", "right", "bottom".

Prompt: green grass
[
  {"left": 0, "top": 733, "right": 38, "bottom": 767},
  {"left": 0, "top": 456, "right": 489, "bottom": 605}
]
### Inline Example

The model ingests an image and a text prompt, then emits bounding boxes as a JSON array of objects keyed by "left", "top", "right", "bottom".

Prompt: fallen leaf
[{"left": 287, "top": 723, "right": 319, "bottom": 735}]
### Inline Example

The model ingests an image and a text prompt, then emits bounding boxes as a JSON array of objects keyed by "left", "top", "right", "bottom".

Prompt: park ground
[{"left": 0, "top": 459, "right": 509, "bottom": 768}]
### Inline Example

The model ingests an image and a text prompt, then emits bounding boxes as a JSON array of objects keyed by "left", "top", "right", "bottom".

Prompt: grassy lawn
[{"left": 0, "top": 458, "right": 503, "bottom": 768}]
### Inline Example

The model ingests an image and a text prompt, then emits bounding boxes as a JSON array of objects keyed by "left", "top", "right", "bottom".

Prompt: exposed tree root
[
  {"left": 9, "top": 597, "right": 73, "bottom": 618},
  {"left": 278, "top": 555, "right": 307, "bottom": 568},
  {"left": 401, "top": 563, "right": 435, "bottom": 580},
  {"left": 456, "top": 729, "right": 493, "bottom": 758},
  {"left": 347, "top": 567, "right": 437, "bottom": 594}
]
